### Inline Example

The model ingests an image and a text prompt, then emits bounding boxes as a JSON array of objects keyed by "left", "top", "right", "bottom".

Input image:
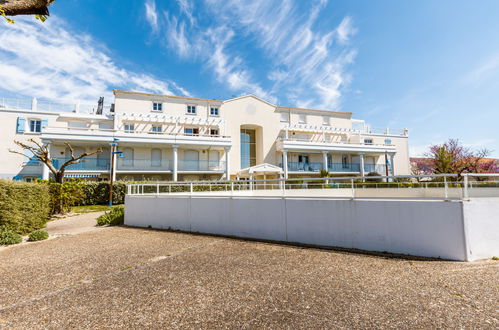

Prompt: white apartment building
[{"left": 0, "top": 91, "right": 410, "bottom": 181}]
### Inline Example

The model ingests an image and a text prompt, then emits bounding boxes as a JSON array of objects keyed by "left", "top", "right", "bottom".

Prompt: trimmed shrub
[
  {"left": 0, "top": 180, "right": 51, "bottom": 234},
  {"left": 48, "top": 180, "right": 85, "bottom": 214},
  {"left": 28, "top": 229, "right": 49, "bottom": 242},
  {"left": 79, "top": 182, "right": 127, "bottom": 205},
  {"left": 96, "top": 206, "right": 124, "bottom": 226},
  {"left": 0, "top": 226, "right": 23, "bottom": 245}
]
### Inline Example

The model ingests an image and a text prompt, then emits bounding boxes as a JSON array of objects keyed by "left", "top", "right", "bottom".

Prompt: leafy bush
[
  {"left": 365, "top": 172, "right": 383, "bottom": 183},
  {"left": 28, "top": 229, "right": 49, "bottom": 241},
  {"left": 0, "top": 226, "right": 23, "bottom": 245},
  {"left": 48, "top": 180, "right": 85, "bottom": 214},
  {"left": 96, "top": 206, "right": 124, "bottom": 226},
  {"left": 78, "top": 182, "right": 127, "bottom": 205},
  {"left": 0, "top": 180, "right": 51, "bottom": 234}
]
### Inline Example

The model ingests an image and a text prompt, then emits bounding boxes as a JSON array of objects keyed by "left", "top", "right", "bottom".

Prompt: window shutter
[
  {"left": 16, "top": 117, "right": 25, "bottom": 133},
  {"left": 41, "top": 119, "right": 48, "bottom": 131}
]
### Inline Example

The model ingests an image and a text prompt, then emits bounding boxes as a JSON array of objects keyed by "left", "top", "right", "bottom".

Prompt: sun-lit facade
[{"left": 0, "top": 90, "right": 410, "bottom": 181}]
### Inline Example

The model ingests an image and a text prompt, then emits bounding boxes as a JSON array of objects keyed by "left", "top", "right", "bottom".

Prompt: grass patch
[{"left": 70, "top": 205, "right": 121, "bottom": 214}]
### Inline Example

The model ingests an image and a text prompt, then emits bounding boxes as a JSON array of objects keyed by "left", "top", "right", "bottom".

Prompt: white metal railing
[
  {"left": 126, "top": 173, "right": 499, "bottom": 200},
  {"left": 43, "top": 126, "right": 231, "bottom": 139},
  {"left": 0, "top": 97, "right": 111, "bottom": 114}
]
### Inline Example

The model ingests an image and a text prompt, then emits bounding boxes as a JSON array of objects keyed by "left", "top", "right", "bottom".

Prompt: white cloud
[
  {"left": 177, "top": 0, "right": 195, "bottom": 25},
  {"left": 145, "top": 0, "right": 159, "bottom": 33},
  {"left": 0, "top": 17, "right": 189, "bottom": 103},
  {"left": 204, "top": 0, "right": 357, "bottom": 109}
]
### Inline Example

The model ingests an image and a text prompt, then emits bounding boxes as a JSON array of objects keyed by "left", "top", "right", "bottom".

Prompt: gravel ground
[{"left": 0, "top": 224, "right": 497, "bottom": 329}]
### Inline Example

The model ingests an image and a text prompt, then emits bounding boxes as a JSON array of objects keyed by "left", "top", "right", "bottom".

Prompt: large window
[
  {"left": 184, "top": 127, "right": 199, "bottom": 136},
  {"left": 151, "top": 149, "right": 161, "bottom": 167},
  {"left": 124, "top": 124, "right": 134, "bottom": 133},
  {"left": 187, "top": 105, "right": 196, "bottom": 114},
  {"left": 210, "top": 107, "right": 219, "bottom": 116},
  {"left": 240, "top": 129, "right": 256, "bottom": 169}
]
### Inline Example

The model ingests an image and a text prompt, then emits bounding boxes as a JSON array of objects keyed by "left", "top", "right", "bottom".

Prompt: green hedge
[
  {"left": 78, "top": 182, "right": 127, "bottom": 205},
  {"left": 28, "top": 229, "right": 49, "bottom": 241},
  {"left": 0, "top": 180, "right": 51, "bottom": 234},
  {"left": 96, "top": 205, "right": 124, "bottom": 226}
]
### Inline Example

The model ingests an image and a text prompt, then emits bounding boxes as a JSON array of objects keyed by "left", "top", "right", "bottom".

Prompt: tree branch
[{"left": 1, "top": 0, "right": 55, "bottom": 16}]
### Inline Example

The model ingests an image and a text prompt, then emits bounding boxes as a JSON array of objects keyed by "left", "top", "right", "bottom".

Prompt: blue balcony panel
[
  {"left": 52, "top": 158, "right": 110, "bottom": 171},
  {"left": 117, "top": 159, "right": 171, "bottom": 171}
]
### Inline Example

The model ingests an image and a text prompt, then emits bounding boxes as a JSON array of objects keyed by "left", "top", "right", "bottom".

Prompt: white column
[
  {"left": 31, "top": 97, "right": 38, "bottom": 111},
  {"left": 282, "top": 150, "right": 288, "bottom": 179},
  {"left": 322, "top": 151, "right": 328, "bottom": 172},
  {"left": 224, "top": 147, "right": 231, "bottom": 180},
  {"left": 172, "top": 145, "right": 178, "bottom": 182},
  {"left": 359, "top": 153, "right": 365, "bottom": 177},
  {"left": 390, "top": 153, "right": 395, "bottom": 176}
]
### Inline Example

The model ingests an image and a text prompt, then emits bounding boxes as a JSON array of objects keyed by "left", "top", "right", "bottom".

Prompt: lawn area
[{"left": 70, "top": 205, "right": 122, "bottom": 213}]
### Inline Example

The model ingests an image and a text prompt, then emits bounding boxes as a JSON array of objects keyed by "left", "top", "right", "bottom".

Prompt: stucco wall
[{"left": 125, "top": 195, "right": 498, "bottom": 261}]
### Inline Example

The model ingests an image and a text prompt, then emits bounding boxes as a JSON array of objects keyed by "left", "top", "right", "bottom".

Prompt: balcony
[
  {"left": 117, "top": 159, "right": 171, "bottom": 172},
  {"left": 178, "top": 160, "right": 226, "bottom": 172},
  {"left": 52, "top": 158, "right": 110, "bottom": 171},
  {"left": 276, "top": 136, "right": 397, "bottom": 154},
  {"left": 279, "top": 162, "right": 387, "bottom": 173},
  {"left": 42, "top": 126, "right": 232, "bottom": 148}
]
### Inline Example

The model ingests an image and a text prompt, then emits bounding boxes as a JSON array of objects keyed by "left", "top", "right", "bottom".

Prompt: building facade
[{"left": 0, "top": 91, "right": 410, "bottom": 181}]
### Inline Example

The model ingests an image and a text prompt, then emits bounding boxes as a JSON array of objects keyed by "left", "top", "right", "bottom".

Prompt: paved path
[
  {"left": 0, "top": 226, "right": 497, "bottom": 328},
  {"left": 45, "top": 211, "right": 107, "bottom": 237}
]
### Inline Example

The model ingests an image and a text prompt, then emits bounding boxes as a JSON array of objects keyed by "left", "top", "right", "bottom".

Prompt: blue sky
[{"left": 0, "top": 0, "right": 498, "bottom": 156}]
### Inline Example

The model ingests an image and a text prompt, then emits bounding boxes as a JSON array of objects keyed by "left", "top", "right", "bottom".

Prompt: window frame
[
  {"left": 152, "top": 102, "right": 163, "bottom": 112},
  {"left": 364, "top": 138, "right": 374, "bottom": 145},
  {"left": 209, "top": 128, "right": 219, "bottom": 136},
  {"left": 124, "top": 123, "right": 135, "bottom": 133},
  {"left": 29, "top": 119, "right": 42, "bottom": 133},
  {"left": 184, "top": 127, "right": 199, "bottom": 136},
  {"left": 210, "top": 107, "right": 219, "bottom": 116},
  {"left": 322, "top": 116, "right": 331, "bottom": 126},
  {"left": 298, "top": 114, "right": 307, "bottom": 124},
  {"left": 186, "top": 105, "right": 197, "bottom": 115},
  {"left": 150, "top": 125, "right": 162, "bottom": 134}
]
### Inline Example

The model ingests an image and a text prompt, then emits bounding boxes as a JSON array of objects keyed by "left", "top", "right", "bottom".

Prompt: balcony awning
[
  {"left": 64, "top": 173, "right": 101, "bottom": 178},
  {"left": 238, "top": 163, "right": 283, "bottom": 177}
]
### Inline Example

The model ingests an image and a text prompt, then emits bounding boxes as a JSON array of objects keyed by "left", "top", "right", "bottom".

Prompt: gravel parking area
[{"left": 0, "top": 223, "right": 497, "bottom": 328}]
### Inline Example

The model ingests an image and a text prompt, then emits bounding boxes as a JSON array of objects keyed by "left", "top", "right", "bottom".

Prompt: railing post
[
  {"left": 168, "top": 184, "right": 171, "bottom": 194},
  {"left": 230, "top": 181, "right": 234, "bottom": 195},
  {"left": 156, "top": 183, "right": 159, "bottom": 195},
  {"left": 444, "top": 176, "right": 448, "bottom": 199},
  {"left": 463, "top": 175, "right": 469, "bottom": 199},
  {"left": 190, "top": 182, "right": 193, "bottom": 194}
]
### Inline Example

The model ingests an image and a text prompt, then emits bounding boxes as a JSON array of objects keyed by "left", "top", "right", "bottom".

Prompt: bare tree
[
  {"left": 1, "top": 0, "right": 55, "bottom": 16},
  {"left": 9, "top": 138, "right": 102, "bottom": 183}
]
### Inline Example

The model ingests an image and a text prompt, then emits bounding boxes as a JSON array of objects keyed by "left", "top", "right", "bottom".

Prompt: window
[
  {"left": 298, "top": 114, "right": 307, "bottom": 124},
  {"left": 184, "top": 127, "right": 199, "bottom": 136},
  {"left": 364, "top": 138, "right": 373, "bottom": 145},
  {"left": 384, "top": 139, "right": 392, "bottom": 145},
  {"left": 151, "top": 125, "right": 162, "bottom": 134},
  {"left": 322, "top": 116, "right": 331, "bottom": 125},
  {"left": 210, "top": 107, "right": 219, "bottom": 116},
  {"left": 342, "top": 155, "right": 349, "bottom": 169},
  {"left": 29, "top": 120, "right": 41, "bottom": 133},
  {"left": 151, "top": 149, "right": 162, "bottom": 167},
  {"left": 187, "top": 105, "right": 196, "bottom": 114},
  {"left": 280, "top": 112, "right": 289, "bottom": 122},
  {"left": 210, "top": 128, "right": 219, "bottom": 136},
  {"left": 240, "top": 129, "right": 256, "bottom": 168},
  {"left": 152, "top": 102, "right": 163, "bottom": 111},
  {"left": 124, "top": 124, "right": 135, "bottom": 133}
]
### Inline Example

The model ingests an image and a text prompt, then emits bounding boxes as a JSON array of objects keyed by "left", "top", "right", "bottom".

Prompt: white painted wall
[{"left": 125, "top": 195, "right": 499, "bottom": 261}]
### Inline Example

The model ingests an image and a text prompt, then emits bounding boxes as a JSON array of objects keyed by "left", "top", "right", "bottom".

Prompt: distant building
[{"left": 1, "top": 91, "right": 410, "bottom": 181}]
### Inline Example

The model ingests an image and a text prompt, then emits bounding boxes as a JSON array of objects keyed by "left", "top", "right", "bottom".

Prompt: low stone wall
[{"left": 125, "top": 195, "right": 499, "bottom": 261}]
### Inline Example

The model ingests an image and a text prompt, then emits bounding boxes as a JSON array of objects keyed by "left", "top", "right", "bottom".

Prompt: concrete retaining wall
[{"left": 125, "top": 196, "right": 499, "bottom": 261}]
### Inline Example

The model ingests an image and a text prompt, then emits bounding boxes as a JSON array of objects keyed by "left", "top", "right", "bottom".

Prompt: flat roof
[{"left": 113, "top": 90, "right": 223, "bottom": 103}]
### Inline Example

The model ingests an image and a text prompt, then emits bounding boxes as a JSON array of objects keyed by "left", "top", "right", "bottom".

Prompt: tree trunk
[
  {"left": 54, "top": 171, "right": 64, "bottom": 184},
  {"left": 1, "top": 0, "right": 54, "bottom": 16}
]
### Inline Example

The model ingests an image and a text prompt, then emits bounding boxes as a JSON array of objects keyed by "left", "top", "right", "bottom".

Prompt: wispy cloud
[
  {"left": 0, "top": 17, "right": 189, "bottom": 102},
  {"left": 203, "top": 0, "right": 357, "bottom": 109},
  {"left": 145, "top": 0, "right": 159, "bottom": 33}
]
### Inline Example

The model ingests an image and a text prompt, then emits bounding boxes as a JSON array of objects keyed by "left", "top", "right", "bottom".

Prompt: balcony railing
[
  {"left": 0, "top": 97, "right": 110, "bottom": 114},
  {"left": 117, "top": 159, "right": 171, "bottom": 171},
  {"left": 279, "top": 136, "right": 394, "bottom": 147},
  {"left": 178, "top": 160, "right": 226, "bottom": 171},
  {"left": 279, "top": 162, "right": 388, "bottom": 173},
  {"left": 52, "top": 158, "right": 110, "bottom": 171}
]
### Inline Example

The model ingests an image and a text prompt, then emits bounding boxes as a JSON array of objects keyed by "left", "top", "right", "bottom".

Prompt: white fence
[{"left": 127, "top": 173, "right": 499, "bottom": 200}]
